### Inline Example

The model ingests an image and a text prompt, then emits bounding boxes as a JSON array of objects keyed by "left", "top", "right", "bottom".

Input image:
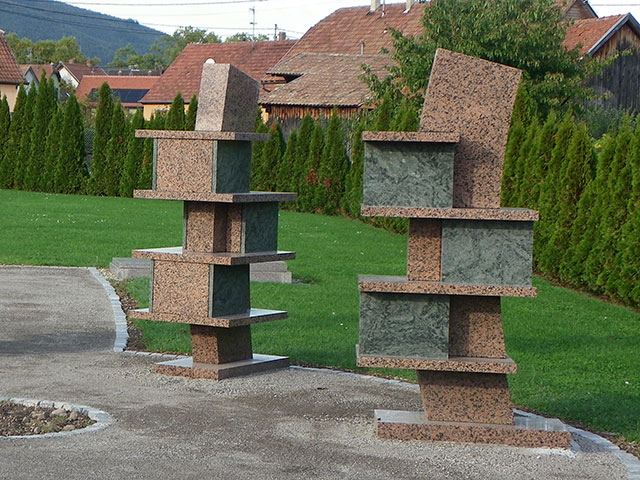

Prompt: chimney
[
  {"left": 371, "top": 0, "right": 380, "bottom": 12},
  {"left": 406, "top": 0, "right": 414, "bottom": 10},
  {"left": 278, "top": 32, "right": 287, "bottom": 41}
]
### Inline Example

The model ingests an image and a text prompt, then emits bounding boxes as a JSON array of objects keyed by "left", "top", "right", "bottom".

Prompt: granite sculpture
[
  {"left": 129, "top": 60, "right": 295, "bottom": 380},
  {"left": 357, "top": 49, "right": 571, "bottom": 448}
]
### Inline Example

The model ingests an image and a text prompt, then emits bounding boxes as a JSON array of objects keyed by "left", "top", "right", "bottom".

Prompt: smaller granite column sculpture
[
  {"left": 129, "top": 60, "right": 295, "bottom": 380},
  {"left": 356, "top": 49, "right": 571, "bottom": 448}
]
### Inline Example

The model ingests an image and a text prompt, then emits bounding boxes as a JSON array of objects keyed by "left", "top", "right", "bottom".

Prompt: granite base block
[
  {"left": 374, "top": 410, "right": 571, "bottom": 449},
  {"left": 154, "top": 354, "right": 289, "bottom": 380}
]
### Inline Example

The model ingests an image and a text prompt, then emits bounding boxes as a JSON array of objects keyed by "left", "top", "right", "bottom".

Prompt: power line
[
  {"left": 0, "top": 0, "right": 157, "bottom": 24},
  {"left": 34, "top": 0, "right": 266, "bottom": 6}
]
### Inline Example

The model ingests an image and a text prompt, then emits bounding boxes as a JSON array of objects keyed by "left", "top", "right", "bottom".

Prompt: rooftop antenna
[{"left": 249, "top": 7, "right": 256, "bottom": 38}]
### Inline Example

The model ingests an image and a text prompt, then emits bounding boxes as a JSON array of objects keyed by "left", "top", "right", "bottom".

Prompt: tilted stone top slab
[
  {"left": 135, "top": 130, "right": 269, "bottom": 141},
  {"left": 420, "top": 49, "right": 521, "bottom": 209},
  {"left": 362, "top": 131, "right": 459, "bottom": 143}
]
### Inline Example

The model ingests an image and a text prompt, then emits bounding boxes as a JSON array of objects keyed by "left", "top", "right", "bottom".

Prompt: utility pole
[
  {"left": 274, "top": 24, "right": 278, "bottom": 41},
  {"left": 249, "top": 7, "right": 256, "bottom": 39}
]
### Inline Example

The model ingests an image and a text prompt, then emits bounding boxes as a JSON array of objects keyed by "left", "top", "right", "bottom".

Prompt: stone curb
[
  {"left": 88, "top": 267, "right": 128, "bottom": 352},
  {"left": 0, "top": 397, "right": 112, "bottom": 440}
]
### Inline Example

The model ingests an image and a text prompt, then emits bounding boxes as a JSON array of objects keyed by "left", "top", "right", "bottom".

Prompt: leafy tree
[
  {"left": 104, "top": 101, "right": 129, "bottom": 196},
  {"left": 165, "top": 92, "right": 186, "bottom": 130},
  {"left": 13, "top": 85, "right": 38, "bottom": 190},
  {"left": 54, "top": 95, "right": 86, "bottom": 193},
  {"left": 0, "top": 97, "right": 10, "bottom": 169},
  {"left": 185, "top": 95, "right": 198, "bottom": 131},
  {"left": 317, "top": 109, "right": 349, "bottom": 214},
  {"left": 6, "top": 34, "right": 89, "bottom": 64},
  {"left": 276, "top": 130, "right": 297, "bottom": 194},
  {"left": 300, "top": 123, "right": 325, "bottom": 212},
  {"left": 0, "top": 86, "right": 27, "bottom": 189},
  {"left": 40, "top": 106, "right": 63, "bottom": 193},
  {"left": 119, "top": 109, "right": 145, "bottom": 197},
  {"left": 149, "top": 27, "right": 221, "bottom": 69},
  {"left": 88, "top": 83, "right": 114, "bottom": 195},
  {"left": 369, "top": 0, "right": 595, "bottom": 114},
  {"left": 108, "top": 44, "right": 160, "bottom": 70},
  {"left": 225, "top": 33, "right": 269, "bottom": 42}
]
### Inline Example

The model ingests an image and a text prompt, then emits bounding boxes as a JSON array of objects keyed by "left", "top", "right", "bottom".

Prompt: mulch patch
[{"left": 0, "top": 402, "right": 95, "bottom": 436}]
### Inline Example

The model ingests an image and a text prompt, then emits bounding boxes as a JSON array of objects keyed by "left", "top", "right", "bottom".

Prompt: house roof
[
  {"left": 563, "top": 14, "right": 639, "bottom": 55},
  {"left": 0, "top": 31, "right": 23, "bottom": 85},
  {"left": 141, "top": 40, "right": 296, "bottom": 104},
  {"left": 20, "top": 64, "right": 58, "bottom": 81},
  {"left": 58, "top": 62, "right": 106, "bottom": 83},
  {"left": 76, "top": 75, "right": 160, "bottom": 106},
  {"left": 259, "top": 53, "right": 393, "bottom": 108},
  {"left": 281, "top": 2, "right": 426, "bottom": 60},
  {"left": 554, "top": 0, "right": 598, "bottom": 19}
]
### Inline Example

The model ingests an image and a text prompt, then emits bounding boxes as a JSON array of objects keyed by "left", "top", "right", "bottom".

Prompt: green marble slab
[
  {"left": 359, "top": 292, "right": 449, "bottom": 359},
  {"left": 441, "top": 220, "right": 534, "bottom": 286},
  {"left": 212, "top": 141, "right": 252, "bottom": 193},
  {"left": 243, "top": 203, "right": 279, "bottom": 253},
  {"left": 363, "top": 142, "right": 454, "bottom": 208},
  {"left": 209, "top": 265, "right": 250, "bottom": 317}
]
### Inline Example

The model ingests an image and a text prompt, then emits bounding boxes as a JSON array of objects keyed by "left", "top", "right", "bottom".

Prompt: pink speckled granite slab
[
  {"left": 151, "top": 261, "right": 210, "bottom": 317},
  {"left": 407, "top": 219, "right": 442, "bottom": 282},
  {"left": 191, "top": 324, "right": 253, "bottom": 364},
  {"left": 358, "top": 275, "right": 537, "bottom": 298},
  {"left": 420, "top": 49, "right": 521, "bottom": 208},
  {"left": 154, "top": 354, "right": 289, "bottom": 381},
  {"left": 375, "top": 410, "right": 571, "bottom": 448},
  {"left": 362, "top": 131, "right": 459, "bottom": 143},
  {"left": 129, "top": 308, "right": 287, "bottom": 328},
  {"left": 195, "top": 62, "right": 259, "bottom": 132},
  {"left": 133, "top": 247, "right": 295, "bottom": 265},
  {"left": 134, "top": 190, "right": 297, "bottom": 203},
  {"left": 418, "top": 370, "right": 514, "bottom": 424},
  {"left": 184, "top": 202, "right": 217, "bottom": 252},
  {"left": 155, "top": 139, "right": 213, "bottom": 193},
  {"left": 360, "top": 206, "right": 538, "bottom": 221},
  {"left": 136, "top": 130, "right": 268, "bottom": 141},
  {"left": 449, "top": 296, "right": 506, "bottom": 358}
]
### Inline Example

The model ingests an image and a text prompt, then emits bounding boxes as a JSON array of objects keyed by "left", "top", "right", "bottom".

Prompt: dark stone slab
[
  {"left": 210, "top": 265, "right": 250, "bottom": 317},
  {"left": 213, "top": 141, "right": 252, "bottom": 193},
  {"left": 243, "top": 202, "right": 279, "bottom": 253}
]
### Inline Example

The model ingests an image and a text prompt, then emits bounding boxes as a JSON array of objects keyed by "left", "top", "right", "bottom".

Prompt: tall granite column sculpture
[
  {"left": 129, "top": 60, "right": 296, "bottom": 380},
  {"left": 356, "top": 49, "right": 571, "bottom": 448}
]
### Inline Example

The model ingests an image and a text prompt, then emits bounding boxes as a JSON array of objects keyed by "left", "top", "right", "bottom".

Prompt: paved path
[{"left": 0, "top": 266, "right": 635, "bottom": 479}]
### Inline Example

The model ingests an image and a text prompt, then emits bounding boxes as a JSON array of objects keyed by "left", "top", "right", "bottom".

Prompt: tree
[
  {"left": 165, "top": 92, "right": 186, "bottom": 130},
  {"left": 13, "top": 85, "right": 38, "bottom": 190},
  {"left": 225, "top": 32, "right": 269, "bottom": 42},
  {"left": 257, "top": 123, "right": 285, "bottom": 191},
  {"left": 185, "top": 95, "right": 198, "bottom": 130},
  {"left": 54, "top": 95, "right": 86, "bottom": 194},
  {"left": 369, "top": 0, "right": 594, "bottom": 114},
  {"left": 6, "top": 34, "right": 89, "bottom": 64},
  {"left": 0, "top": 86, "right": 27, "bottom": 189},
  {"left": 317, "top": 109, "right": 349, "bottom": 215},
  {"left": 0, "top": 97, "right": 10, "bottom": 170},
  {"left": 343, "top": 116, "right": 367, "bottom": 218},
  {"left": 250, "top": 114, "right": 269, "bottom": 190},
  {"left": 138, "top": 112, "right": 165, "bottom": 190},
  {"left": 41, "top": 106, "right": 63, "bottom": 193},
  {"left": 104, "top": 101, "right": 129, "bottom": 196},
  {"left": 292, "top": 115, "right": 315, "bottom": 209},
  {"left": 88, "top": 83, "right": 114, "bottom": 195},
  {"left": 276, "top": 130, "right": 297, "bottom": 194},
  {"left": 300, "top": 123, "right": 325, "bottom": 212},
  {"left": 149, "top": 27, "right": 221, "bottom": 69},
  {"left": 119, "top": 109, "right": 145, "bottom": 197}
]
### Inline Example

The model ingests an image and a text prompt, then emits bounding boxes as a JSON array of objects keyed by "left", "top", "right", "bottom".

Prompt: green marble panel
[
  {"left": 243, "top": 203, "right": 278, "bottom": 253},
  {"left": 441, "top": 220, "right": 534, "bottom": 286},
  {"left": 359, "top": 292, "right": 449, "bottom": 359},
  {"left": 209, "top": 265, "right": 250, "bottom": 317},
  {"left": 212, "top": 141, "right": 252, "bottom": 193},
  {"left": 362, "top": 142, "right": 454, "bottom": 208}
]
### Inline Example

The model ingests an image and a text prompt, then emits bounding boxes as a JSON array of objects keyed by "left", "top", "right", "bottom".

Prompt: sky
[{"left": 58, "top": 0, "right": 640, "bottom": 40}]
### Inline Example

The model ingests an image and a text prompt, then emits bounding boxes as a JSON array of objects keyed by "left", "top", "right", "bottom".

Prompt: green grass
[{"left": 2, "top": 188, "right": 639, "bottom": 442}]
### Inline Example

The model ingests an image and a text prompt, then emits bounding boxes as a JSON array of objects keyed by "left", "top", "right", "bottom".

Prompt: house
[
  {"left": 564, "top": 13, "right": 640, "bottom": 111},
  {"left": 0, "top": 30, "right": 23, "bottom": 112},
  {"left": 140, "top": 39, "right": 295, "bottom": 120},
  {"left": 56, "top": 61, "right": 106, "bottom": 89},
  {"left": 20, "top": 64, "right": 61, "bottom": 95},
  {"left": 76, "top": 75, "right": 160, "bottom": 113}
]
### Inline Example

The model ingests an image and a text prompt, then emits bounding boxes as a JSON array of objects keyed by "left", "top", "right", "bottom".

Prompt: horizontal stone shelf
[
  {"left": 362, "top": 130, "right": 460, "bottom": 143},
  {"left": 155, "top": 354, "right": 289, "bottom": 381},
  {"left": 356, "top": 347, "right": 517, "bottom": 374},
  {"left": 360, "top": 206, "right": 538, "bottom": 221},
  {"left": 129, "top": 308, "right": 287, "bottom": 328},
  {"left": 135, "top": 129, "right": 270, "bottom": 142},
  {"left": 358, "top": 275, "right": 537, "bottom": 298},
  {"left": 132, "top": 247, "right": 295, "bottom": 265},
  {"left": 134, "top": 190, "right": 297, "bottom": 203}
]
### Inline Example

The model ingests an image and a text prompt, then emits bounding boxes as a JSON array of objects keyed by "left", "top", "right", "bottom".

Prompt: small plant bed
[{"left": 0, "top": 401, "right": 95, "bottom": 436}]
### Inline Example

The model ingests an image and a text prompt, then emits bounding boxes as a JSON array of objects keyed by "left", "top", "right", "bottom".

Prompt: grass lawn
[{"left": 1, "top": 188, "right": 639, "bottom": 443}]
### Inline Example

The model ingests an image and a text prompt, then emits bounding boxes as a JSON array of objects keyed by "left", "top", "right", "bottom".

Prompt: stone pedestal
[
  {"left": 129, "top": 61, "right": 295, "bottom": 380},
  {"left": 356, "top": 49, "right": 570, "bottom": 448}
]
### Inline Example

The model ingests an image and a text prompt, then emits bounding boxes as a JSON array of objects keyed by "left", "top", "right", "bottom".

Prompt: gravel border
[
  {"left": 89, "top": 267, "right": 640, "bottom": 478},
  {"left": 0, "top": 397, "right": 112, "bottom": 440}
]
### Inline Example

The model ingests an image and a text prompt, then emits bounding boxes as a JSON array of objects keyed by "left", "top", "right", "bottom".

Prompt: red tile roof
[
  {"left": 563, "top": 14, "right": 626, "bottom": 55},
  {"left": 260, "top": 53, "right": 393, "bottom": 108},
  {"left": 76, "top": 75, "right": 160, "bottom": 106},
  {"left": 0, "top": 31, "right": 23, "bottom": 85},
  {"left": 59, "top": 62, "right": 106, "bottom": 83},
  {"left": 282, "top": 2, "right": 426, "bottom": 60},
  {"left": 141, "top": 40, "right": 296, "bottom": 104},
  {"left": 20, "top": 64, "right": 57, "bottom": 80}
]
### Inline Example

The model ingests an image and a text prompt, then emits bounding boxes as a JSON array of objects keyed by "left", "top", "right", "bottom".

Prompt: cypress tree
[
  {"left": 166, "top": 92, "right": 186, "bottom": 130},
  {"left": 501, "top": 117, "right": 526, "bottom": 206},
  {"left": 25, "top": 71, "right": 56, "bottom": 191},
  {"left": 258, "top": 123, "right": 285, "bottom": 191},
  {"left": 276, "top": 130, "right": 297, "bottom": 194},
  {"left": 342, "top": 116, "right": 366, "bottom": 218},
  {"left": 138, "top": 112, "right": 165, "bottom": 190},
  {"left": 185, "top": 94, "right": 198, "bottom": 131},
  {"left": 0, "top": 96, "right": 10, "bottom": 173},
  {"left": 54, "top": 95, "right": 86, "bottom": 194},
  {"left": 516, "top": 118, "right": 542, "bottom": 209},
  {"left": 396, "top": 99, "right": 420, "bottom": 132},
  {"left": 511, "top": 118, "right": 538, "bottom": 208},
  {"left": 119, "top": 109, "right": 145, "bottom": 197},
  {"left": 373, "top": 92, "right": 393, "bottom": 131},
  {"left": 250, "top": 113, "right": 268, "bottom": 190},
  {"left": 533, "top": 111, "right": 558, "bottom": 205},
  {"left": 292, "top": 114, "right": 315, "bottom": 209},
  {"left": 300, "top": 123, "right": 324, "bottom": 212},
  {"left": 104, "top": 101, "right": 129, "bottom": 196},
  {"left": 13, "top": 85, "right": 37, "bottom": 190},
  {"left": 317, "top": 109, "right": 349, "bottom": 215},
  {"left": 0, "top": 86, "right": 26, "bottom": 189},
  {"left": 40, "top": 106, "right": 63, "bottom": 193},
  {"left": 88, "top": 83, "right": 114, "bottom": 195}
]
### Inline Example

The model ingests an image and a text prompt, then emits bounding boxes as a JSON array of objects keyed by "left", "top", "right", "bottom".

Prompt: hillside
[{"left": 0, "top": 0, "right": 166, "bottom": 64}]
